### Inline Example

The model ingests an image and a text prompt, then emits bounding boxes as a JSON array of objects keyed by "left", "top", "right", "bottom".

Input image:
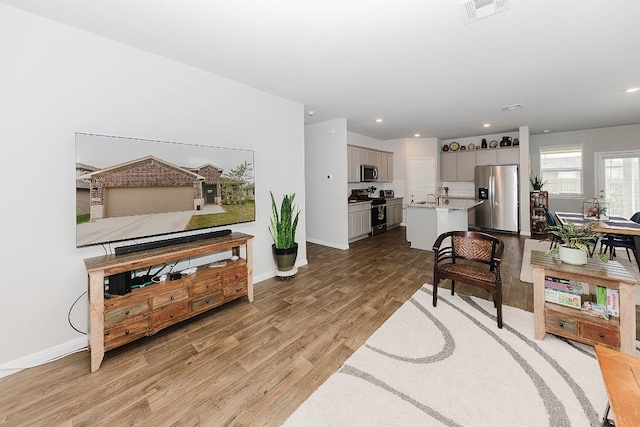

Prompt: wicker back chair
[{"left": 432, "top": 231, "right": 505, "bottom": 328}]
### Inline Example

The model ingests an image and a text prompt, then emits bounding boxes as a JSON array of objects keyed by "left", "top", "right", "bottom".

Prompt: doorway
[
  {"left": 596, "top": 150, "right": 640, "bottom": 218},
  {"left": 408, "top": 158, "right": 436, "bottom": 203}
]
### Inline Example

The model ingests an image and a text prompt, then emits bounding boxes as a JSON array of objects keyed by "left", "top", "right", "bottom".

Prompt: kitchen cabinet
[
  {"left": 386, "top": 198, "right": 403, "bottom": 229},
  {"left": 441, "top": 147, "right": 520, "bottom": 181},
  {"left": 475, "top": 148, "right": 519, "bottom": 165},
  {"left": 498, "top": 147, "right": 519, "bottom": 164},
  {"left": 441, "top": 151, "right": 475, "bottom": 181},
  {"left": 347, "top": 146, "right": 362, "bottom": 182},
  {"left": 348, "top": 201, "right": 372, "bottom": 241},
  {"left": 347, "top": 145, "right": 393, "bottom": 183}
]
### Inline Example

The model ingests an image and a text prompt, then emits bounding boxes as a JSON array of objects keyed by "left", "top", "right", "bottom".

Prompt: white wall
[
  {"left": 305, "top": 119, "right": 348, "bottom": 249},
  {"left": 0, "top": 4, "right": 306, "bottom": 370},
  {"left": 530, "top": 124, "right": 640, "bottom": 213}
]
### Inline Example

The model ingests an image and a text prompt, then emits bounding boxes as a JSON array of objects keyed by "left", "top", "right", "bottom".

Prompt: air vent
[
  {"left": 459, "top": 0, "right": 509, "bottom": 24},
  {"left": 500, "top": 103, "right": 524, "bottom": 112}
]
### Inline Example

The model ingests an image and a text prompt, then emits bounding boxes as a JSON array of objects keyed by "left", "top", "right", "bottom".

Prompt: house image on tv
[{"left": 77, "top": 156, "right": 222, "bottom": 221}]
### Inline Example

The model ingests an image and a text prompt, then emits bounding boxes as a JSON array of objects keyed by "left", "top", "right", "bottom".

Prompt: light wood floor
[{"left": 0, "top": 227, "right": 635, "bottom": 426}]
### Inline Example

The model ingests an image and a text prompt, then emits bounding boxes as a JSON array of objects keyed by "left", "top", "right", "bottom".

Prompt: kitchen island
[{"left": 406, "top": 199, "right": 483, "bottom": 250}]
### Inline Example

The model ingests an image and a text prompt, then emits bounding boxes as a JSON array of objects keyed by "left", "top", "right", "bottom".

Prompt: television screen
[{"left": 75, "top": 133, "right": 255, "bottom": 248}]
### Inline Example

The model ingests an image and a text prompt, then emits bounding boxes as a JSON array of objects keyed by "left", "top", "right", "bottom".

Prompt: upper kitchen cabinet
[
  {"left": 440, "top": 151, "right": 475, "bottom": 181},
  {"left": 347, "top": 145, "right": 393, "bottom": 183},
  {"left": 475, "top": 147, "right": 519, "bottom": 166},
  {"left": 441, "top": 147, "right": 520, "bottom": 181}
]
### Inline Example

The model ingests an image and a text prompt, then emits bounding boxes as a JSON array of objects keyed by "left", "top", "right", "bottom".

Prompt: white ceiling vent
[
  {"left": 500, "top": 103, "right": 524, "bottom": 112},
  {"left": 459, "top": 0, "right": 510, "bottom": 25}
]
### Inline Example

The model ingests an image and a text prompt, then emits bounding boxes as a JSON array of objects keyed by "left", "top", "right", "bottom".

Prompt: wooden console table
[
  {"left": 530, "top": 250, "right": 638, "bottom": 355},
  {"left": 595, "top": 345, "right": 640, "bottom": 427},
  {"left": 84, "top": 232, "right": 254, "bottom": 372}
]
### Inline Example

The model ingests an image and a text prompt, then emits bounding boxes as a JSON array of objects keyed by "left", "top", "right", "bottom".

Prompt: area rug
[
  {"left": 283, "top": 284, "right": 635, "bottom": 427},
  {"left": 519, "top": 238, "right": 553, "bottom": 283}
]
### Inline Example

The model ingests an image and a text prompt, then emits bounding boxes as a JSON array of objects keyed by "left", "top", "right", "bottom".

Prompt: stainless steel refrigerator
[{"left": 475, "top": 164, "right": 520, "bottom": 233}]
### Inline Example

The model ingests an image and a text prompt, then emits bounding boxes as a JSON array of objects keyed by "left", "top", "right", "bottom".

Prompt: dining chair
[
  {"left": 545, "top": 208, "right": 562, "bottom": 249},
  {"left": 599, "top": 212, "right": 640, "bottom": 261}
]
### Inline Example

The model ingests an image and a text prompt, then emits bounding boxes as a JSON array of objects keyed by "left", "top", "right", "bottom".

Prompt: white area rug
[
  {"left": 284, "top": 285, "right": 638, "bottom": 427},
  {"left": 519, "top": 238, "right": 554, "bottom": 283}
]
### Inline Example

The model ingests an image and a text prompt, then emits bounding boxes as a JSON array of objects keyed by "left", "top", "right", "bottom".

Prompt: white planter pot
[{"left": 558, "top": 246, "right": 588, "bottom": 265}]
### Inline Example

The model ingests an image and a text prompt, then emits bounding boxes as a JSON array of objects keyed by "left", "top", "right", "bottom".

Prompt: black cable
[{"left": 69, "top": 291, "right": 88, "bottom": 335}]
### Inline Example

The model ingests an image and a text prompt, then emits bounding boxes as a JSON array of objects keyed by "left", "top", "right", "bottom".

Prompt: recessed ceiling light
[
  {"left": 543, "top": 130, "right": 549, "bottom": 133},
  {"left": 483, "top": 123, "right": 491, "bottom": 127},
  {"left": 414, "top": 133, "right": 421, "bottom": 137},
  {"left": 625, "top": 87, "right": 639, "bottom": 93},
  {"left": 376, "top": 118, "right": 383, "bottom": 123},
  {"left": 307, "top": 110, "right": 315, "bottom": 116}
]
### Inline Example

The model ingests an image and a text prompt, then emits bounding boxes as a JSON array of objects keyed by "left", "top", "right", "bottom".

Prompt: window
[
  {"left": 597, "top": 150, "right": 640, "bottom": 218},
  {"left": 539, "top": 145, "right": 583, "bottom": 195}
]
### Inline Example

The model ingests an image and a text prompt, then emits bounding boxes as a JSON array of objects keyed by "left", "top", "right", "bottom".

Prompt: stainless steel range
[{"left": 349, "top": 188, "right": 387, "bottom": 235}]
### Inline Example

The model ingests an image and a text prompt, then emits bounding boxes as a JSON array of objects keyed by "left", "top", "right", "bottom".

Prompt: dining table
[{"left": 555, "top": 211, "right": 640, "bottom": 271}]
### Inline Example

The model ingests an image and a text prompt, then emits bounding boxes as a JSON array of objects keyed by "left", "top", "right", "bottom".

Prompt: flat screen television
[{"left": 76, "top": 133, "right": 255, "bottom": 249}]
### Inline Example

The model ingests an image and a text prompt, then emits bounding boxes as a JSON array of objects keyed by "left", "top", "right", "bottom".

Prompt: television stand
[{"left": 84, "top": 232, "right": 254, "bottom": 372}]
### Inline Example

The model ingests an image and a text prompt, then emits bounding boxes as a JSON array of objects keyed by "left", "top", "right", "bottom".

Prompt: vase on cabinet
[{"left": 500, "top": 136, "right": 512, "bottom": 147}]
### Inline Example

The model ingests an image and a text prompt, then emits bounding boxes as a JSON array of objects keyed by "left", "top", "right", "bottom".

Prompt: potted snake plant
[{"left": 269, "top": 192, "right": 300, "bottom": 271}]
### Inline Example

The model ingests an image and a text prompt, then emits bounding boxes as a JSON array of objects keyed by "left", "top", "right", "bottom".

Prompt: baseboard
[
  {"left": 306, "top": 238, "right": 349, "bottom": 250},
  {"left": 253, "top": 258, "right": 309, "bottom": 284},
  {"left": 0, "top": 336, "right": 88, "bottom": 379}
]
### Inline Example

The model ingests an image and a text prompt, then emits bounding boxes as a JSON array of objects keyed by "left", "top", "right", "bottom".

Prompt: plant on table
[
  {"left": 584, "top": 197, "right": 608, "bottom": 220},
  {"left": 546, "top": 220, "right": 608, "bottom": 262}
]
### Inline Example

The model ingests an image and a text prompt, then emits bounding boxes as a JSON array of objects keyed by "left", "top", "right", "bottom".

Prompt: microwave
[{"left": 360, "top": 164, "right": 378, "bottom": 182}]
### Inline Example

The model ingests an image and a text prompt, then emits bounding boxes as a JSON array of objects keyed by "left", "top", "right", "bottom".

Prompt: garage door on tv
[{"left": 75, "top": 132, "right": 255, "bottom": 248}]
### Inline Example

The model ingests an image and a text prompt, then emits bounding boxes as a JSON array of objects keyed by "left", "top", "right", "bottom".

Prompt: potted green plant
[
  {"left": 530, "top": 175, "right": 547, "bottom": 191},
  {"left": 269, "top": 191, "right": 301, "bottom": 271},
  {"left": 546, "top": 220, "right": 608, "bottom": 265}
]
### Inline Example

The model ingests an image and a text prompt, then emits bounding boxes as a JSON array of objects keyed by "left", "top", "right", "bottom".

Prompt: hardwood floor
[{"left": 0, "top": 227, "right": 632, "bottom": 426}]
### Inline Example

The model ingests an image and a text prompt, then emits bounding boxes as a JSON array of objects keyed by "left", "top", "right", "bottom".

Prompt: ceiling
[{"left": 3, "top": 0, "right": 640, "bottom": 140}]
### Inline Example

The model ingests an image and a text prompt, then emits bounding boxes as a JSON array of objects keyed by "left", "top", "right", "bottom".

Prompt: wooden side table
[
  {"left": 595, "top": 345, "right": 640, "bottom": 427},
  {"left": 530, "top": 251, "right": 638, "bottom": 355}
]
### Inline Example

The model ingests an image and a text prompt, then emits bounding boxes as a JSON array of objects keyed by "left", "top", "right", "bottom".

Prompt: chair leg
[
  {"left": 433, "top": 274, "right": 439, "bottom": 307},
  {"left": 495, "top": 290, "right": 503, "bottom": 329},
  {"left": 626, "top": 248, "right": 631, "bottom": 262}
]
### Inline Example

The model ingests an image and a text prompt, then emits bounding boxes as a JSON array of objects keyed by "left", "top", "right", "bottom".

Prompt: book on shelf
[
  {"left": 580, "top": 301, "right": 610, "bottom": 320},
  {"left": 545, "top": 288, "right": 582, "bottom": 309},
  {"left": 544, "top": 276, "right": 584, "bottom": 309},
  {"left": 596, "top": 286, "right": 607, "bottom": 306},
  {"left": 606, "top": 288, "right": 619, "bottom": 317},
  {"left": 208, "top": 260, "right": 227, "bottom": 268}
]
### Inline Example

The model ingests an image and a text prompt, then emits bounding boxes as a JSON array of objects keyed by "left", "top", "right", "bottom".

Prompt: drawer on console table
[
  {"left": 190, "top": 290, "right": 224, "bottom": 313},
  {"left": 152, "top": 287, "right": 189, "bottom": 309},
  {"left": 581, "top": 323, "right": 619, "bottom": 348},
  {"left": 545, "top": 311, "right": 578, "bottom": 336},
  {"left": 104, "top": 300, "right": 149, "bottom": 326},
  {"left": 104, "top": 317, "right": 150, "bottom": 350},
  {"left": 192, "top": 267, "right": 223, "bottom": 296},
  {"left": 150, "top": 301, "right": 189, "bottom": 331},
  {"left": 222, "top": 266, "right": 248, "bottom": 302}
]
